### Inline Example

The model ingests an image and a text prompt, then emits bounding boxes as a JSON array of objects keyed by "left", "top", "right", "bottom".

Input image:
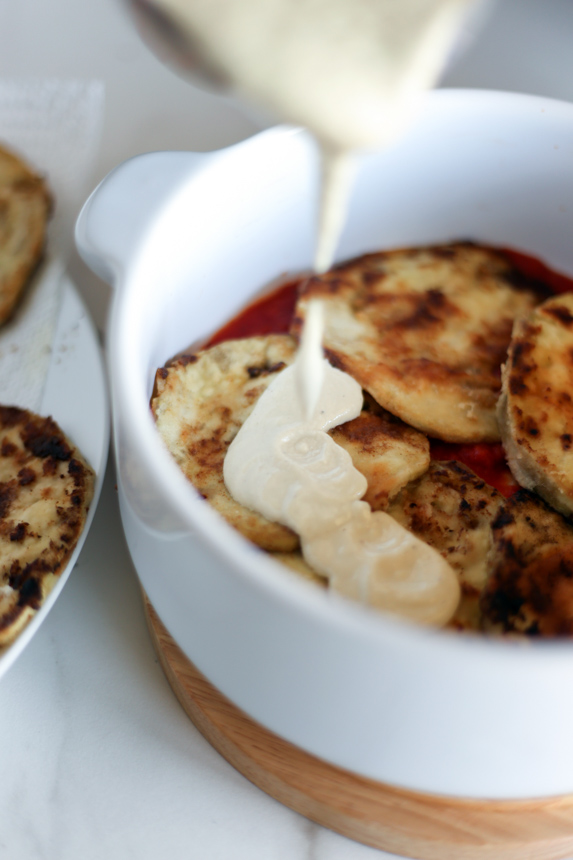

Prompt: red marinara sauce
[
  {"left": 205, "top": 249, "right": 573, "bottom": 498},
  {"left": 205, "top": 279, "right": 301, "bottom": 346}
]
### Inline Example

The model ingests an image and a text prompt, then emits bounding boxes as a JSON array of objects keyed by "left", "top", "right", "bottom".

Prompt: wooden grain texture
[{"left": 143, "top": 594, "right": 573, "bottom": 860}]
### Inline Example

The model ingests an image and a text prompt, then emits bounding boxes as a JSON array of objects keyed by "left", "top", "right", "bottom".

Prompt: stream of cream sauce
[{"left": 143, "top": 0, "right": 471, "bottom": 622}]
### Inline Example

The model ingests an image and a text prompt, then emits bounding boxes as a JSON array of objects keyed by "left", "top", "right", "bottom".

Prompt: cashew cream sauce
[
  {"left": 224, "top": 301, "right": 460, "bottom": 626},
  {"left": 151, "top": 0, "right": 470, "bottom": 622}
]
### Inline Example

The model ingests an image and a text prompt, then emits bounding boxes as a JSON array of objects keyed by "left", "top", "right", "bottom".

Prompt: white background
[{"left": 1, "top": 1, "right": 573, "bottom": 858}]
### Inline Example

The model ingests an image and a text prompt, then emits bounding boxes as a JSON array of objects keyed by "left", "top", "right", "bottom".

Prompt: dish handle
[{"left": 75, "top": 150, "right": 211, "bottom": 285}]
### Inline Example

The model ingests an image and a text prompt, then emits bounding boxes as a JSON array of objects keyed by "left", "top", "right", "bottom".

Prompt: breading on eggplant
[
  {"left": 388, "top": 460, "right": 504, "bottom": 630},
  {"left": 0, "top": 406, "right": 94, "bottom": 647},
  {"left": 330, "top": 393, "right": 429, "bottom": 511},
  {"left": 292, "top": 242, "right": 544, "bottom": 443},
  {"left": 152, "top": 335, "right": 299, "bottom": 552},
  {"left": 151, "top": 335, "right": 430, "bottom": 551},
  {"left": 0, "top": 143, "right": 52, "bottom": 324},
  {"left": 481, "top": 490, "right": 573, "bottom": 636},
  {"left": 499, "top": 292, "right": 573, "bottom": 517}
]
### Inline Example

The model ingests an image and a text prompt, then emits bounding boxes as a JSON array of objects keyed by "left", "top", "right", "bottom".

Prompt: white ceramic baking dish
[{"left": 76, "top": 89, "right": 573, "bottom": 801}]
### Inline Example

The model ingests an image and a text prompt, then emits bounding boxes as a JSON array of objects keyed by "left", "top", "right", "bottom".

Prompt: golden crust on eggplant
[
  {"left": 330, "top": 393, "right": 429, "bottom": 511},
  {"left": 151, "top": 336, "right": 430, "bottom": 551},
  {"left": 388, "top": 460, "right": 504, "bottom": 630},
  {"left": 498, "top": 292, "right": 573, "bottom": 516},
  {"left": 270, "top": 551, "right": 328, "bottom": 587},
  {"left": 0, "top": 143, "right": 52, "bottom": 324},
  {"left": 481, "top": 490, "right": 573, "bottom": 636},
  {"left": 291, "top": 242, "right": 544, "bottom": 443},
  {"left": 152, "top": 336, "right": 299, "bottom": 552}
]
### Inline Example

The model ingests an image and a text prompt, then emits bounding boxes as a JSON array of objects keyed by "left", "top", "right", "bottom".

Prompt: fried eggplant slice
[
  {"left": 0, "top": 144, "right": 52, "bottom": 324},
  {"left": 499, "top": 292, "right": 573, "bottom": 517},
  {"left": 0, "top": 406, "right": 95, "bottom": 647},
  {"left": 152, "top": 335, "right": 430, "bottom": 551},
  {"left": 292, "top": 242, "right": 544, "bottom": 443},
  {"left": 481, "top": 490, "right": 573, "bottom": 636},
  {"left": 388, "top": 460, "right": 504, "bottom": 630}
]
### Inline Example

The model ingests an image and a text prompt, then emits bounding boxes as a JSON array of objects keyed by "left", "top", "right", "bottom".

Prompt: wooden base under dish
[{"left": 143, "top": 594, "right": 573, "bottom": 860}]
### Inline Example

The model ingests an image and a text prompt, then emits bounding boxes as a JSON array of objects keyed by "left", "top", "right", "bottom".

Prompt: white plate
[{"left": 0, "top": 275, "right": 110, "bottom": 678}]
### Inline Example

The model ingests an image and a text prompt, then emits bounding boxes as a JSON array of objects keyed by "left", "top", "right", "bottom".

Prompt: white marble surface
[{"left": 1, "top": 1, "right": 573, "bottom": 858}]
